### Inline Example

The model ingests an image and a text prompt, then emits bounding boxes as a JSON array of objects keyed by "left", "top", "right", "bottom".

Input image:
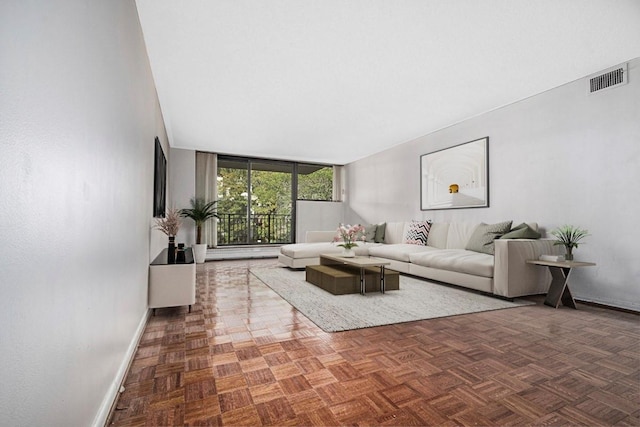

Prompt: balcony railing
[{"left": 217, "top": 213, "right": 292, "bottom": 245}]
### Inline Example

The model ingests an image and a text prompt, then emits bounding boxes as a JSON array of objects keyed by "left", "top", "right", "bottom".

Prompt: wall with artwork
[
  {"left": 420, "top": 137, "right": 489, "bottom": 210},
  {"left": 345, "top": 57, "right": 640, "bottom": 311}
]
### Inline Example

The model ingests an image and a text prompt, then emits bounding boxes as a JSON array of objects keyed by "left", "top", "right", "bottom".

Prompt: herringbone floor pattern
[{"left": 109, "top": 259, "right": 639, "bottom": 426}]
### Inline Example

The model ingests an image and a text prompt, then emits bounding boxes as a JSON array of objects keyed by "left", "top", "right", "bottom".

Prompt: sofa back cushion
[
  {"left": 305, "top": 231, "right": 337, "bottom": 243},
  {"left": 384, "top": 222, "right": 407, "bottom": 244},
  {"left": 426, "top": 223, "right": 449, "bottom": 249},
  {"left": 446, "top": 222, "right": 482, "bottom": 249}
]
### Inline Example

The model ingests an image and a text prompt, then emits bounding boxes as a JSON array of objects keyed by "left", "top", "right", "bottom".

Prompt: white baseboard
[{"left": 92, "top": 308, "right": 151, "bottom": 427}]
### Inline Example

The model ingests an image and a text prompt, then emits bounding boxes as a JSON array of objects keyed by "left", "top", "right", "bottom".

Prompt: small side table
[
  {"left": 526, "top": 260, "right": 596, "bottom": 309},
  {"left": 149, "top": 248, "right": 196, "bottom": 314}
]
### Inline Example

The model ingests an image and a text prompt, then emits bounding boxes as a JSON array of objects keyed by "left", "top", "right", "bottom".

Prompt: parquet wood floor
[{"left": 109, "top": 259, "right": 639, "bottom": 426}]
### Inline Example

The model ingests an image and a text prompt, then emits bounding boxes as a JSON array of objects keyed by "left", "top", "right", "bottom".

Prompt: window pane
[
  {"left": 216, "top": 159, "right": 249, "bottom": 245},
  {"left": 250, "top": 161, "right": 293, "bottom": 243},
  {"left": 298, "top": 164, "right": 333, "bottom": 201}
]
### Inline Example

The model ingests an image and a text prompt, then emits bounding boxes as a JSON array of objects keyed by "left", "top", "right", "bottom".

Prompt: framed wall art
[
  {"left": 153, "top": 137, "right": 167, "bottom": 218},
  {"left": 420, "top": 137, "right": 489, "bottom": 210}
]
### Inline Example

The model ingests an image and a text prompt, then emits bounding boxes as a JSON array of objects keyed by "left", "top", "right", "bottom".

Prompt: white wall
[
  {"left": 0, "top": 2, "right": 167, "bottom": 426},
  {"left": 345, "top": 58, "right": 640, "bottom": 311},
  {"left": 296, "top": 201, "right": 344, "bottom": 242},
  {"left": 170, "top": 148, "right": 197, "bottom": 246}
]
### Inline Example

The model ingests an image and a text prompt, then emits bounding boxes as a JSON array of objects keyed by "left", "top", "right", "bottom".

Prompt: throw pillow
[
  {"left": 364, "top": 224, "right": 377, "bottom": 242},
  {"left": 465, "top": 220, "right": 513, "bottom": 255},
  {"left": 374, "top": 222, "right": 386, "bottom": 243},
  {"left": 500, "top": 223, "right": 541, "bottom": 239},
  {"left": 403, "top": 220, "right": 432, "bottom": 245}
]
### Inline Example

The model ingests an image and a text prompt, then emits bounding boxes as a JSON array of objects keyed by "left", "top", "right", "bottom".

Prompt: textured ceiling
[{"left": 135, "top": 0, "right": 640, "bottom": 164}]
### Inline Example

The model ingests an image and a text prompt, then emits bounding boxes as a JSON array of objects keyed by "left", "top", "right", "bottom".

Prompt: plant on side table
[
  {"left": 154, "top": 209, "right": 181, "bottom": 263},
  {"left": 333, "top": 224, "right": 366, "bottom": 257},
  {"left": 551, "top": 224, "right": 589, "bottom": 261},
  {"left": 180, "top": 197, "right": 219, "bottom": 263}
]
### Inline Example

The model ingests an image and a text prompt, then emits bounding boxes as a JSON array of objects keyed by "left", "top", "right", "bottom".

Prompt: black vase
[
  {"left": 168, "top": 236, "right": 176, "bottom": 264},
  {"left": 176, "top": 243, "right": 186, "bottom": 263}
]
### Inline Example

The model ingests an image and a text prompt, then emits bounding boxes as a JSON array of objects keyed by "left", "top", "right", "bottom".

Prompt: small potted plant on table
[
  {"left": 180, "top": 197, "right": 219, "bottom": 263},
  {"left": 551, "top": 225, "right": 589, "bottom": 261}
]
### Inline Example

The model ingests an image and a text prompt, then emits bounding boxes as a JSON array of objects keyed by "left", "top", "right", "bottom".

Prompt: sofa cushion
[
  {"left": 384, "top": 222, "right": 407, "bottom": 244},
  {"left": 369, "top": 243, "right": 436, "bottom": 262},
  {"left": 364, "top": 224, "right": 377, "bottom": 241},
  {"left": 410, "top": 249, "right": 494, "bottom": 278},
  {"left": 403, "top": 220, "right": 432, "bottom": 245},
  {"left": 280, "top": 242, "right": 341, "bottom": 258},
  {"left": 426, "top": 222, "right": 449, "bottom": 249},
  {"left": 465, "top": 221, "right": 513, "bottom": 255},
  {"left": 281, "top": 242, "right": 380, "bottom": 259},
  {"left": 500, "top": 222, "right": 541, "bottom": 239},
  {"left": 446, "top": 222, "right": 481, "bottom": 249},
  {"left": 374, "top": 222, "right": 386, "bottom": 243}
]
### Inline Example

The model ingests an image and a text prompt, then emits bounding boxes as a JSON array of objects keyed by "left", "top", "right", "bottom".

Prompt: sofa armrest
[
  {"left": 493, "top": 239, "right": 563, "bottom": 298},
  {"left": 305, "top": 231, "right": 337, "bottom": 243}
]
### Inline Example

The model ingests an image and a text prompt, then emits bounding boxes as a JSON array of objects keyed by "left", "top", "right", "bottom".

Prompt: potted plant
[
  {"left": 154, "top": 209, "right": 181, "bottom": 263},
  {"left": 332, "top": 224, "right": 365, "bottom": 257},
  {"left": 550, "top": 225, "right": 589, "bottom": 261},
  {"left": 180, "top": 197, "right": 219, "bottom": 263}
]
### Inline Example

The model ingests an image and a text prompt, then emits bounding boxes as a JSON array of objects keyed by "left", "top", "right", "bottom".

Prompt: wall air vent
[{"left": 588, "top": 63, "right": 628, "bottom": 94}]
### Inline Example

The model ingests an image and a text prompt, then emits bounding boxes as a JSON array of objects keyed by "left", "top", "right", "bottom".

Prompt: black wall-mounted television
[{"left": 153, "top": 137, "right": 167, "bottom": 218}]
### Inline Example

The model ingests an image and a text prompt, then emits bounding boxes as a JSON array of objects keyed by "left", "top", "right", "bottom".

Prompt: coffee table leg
[
  {"left": 360, "top": 267, "right": 365, "bottom": 295},
  {"left": 380, "top": 265, "right": 385, "bottom": 294}
]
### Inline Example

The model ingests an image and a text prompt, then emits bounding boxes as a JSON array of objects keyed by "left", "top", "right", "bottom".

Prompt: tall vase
[{"left": 168, "top": 236, "right": 176, "bottom": 264}]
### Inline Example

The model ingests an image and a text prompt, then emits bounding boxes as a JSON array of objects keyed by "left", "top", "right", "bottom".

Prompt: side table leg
[
  {"left": 360, "top": 267, "right": 365, "bottom": 295},
  {"left": 559, "top": 268, "right": 577, "bottom": 309},
  {"left": 544, "top": 266, "right": 577, "bottom": 309},
  {"left": 380, "top": 265, "right": 385, "bottom": 294}
]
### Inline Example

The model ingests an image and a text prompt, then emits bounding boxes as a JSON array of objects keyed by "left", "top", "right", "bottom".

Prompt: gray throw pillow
[
  {"left": 374, "top": 222, "right": 386, "bottom": 243},
  {"left": 500, "top": 223, "right": 541, "bottom": 239},
  {"left": 465, "top": 221, "right": 513, "bottom": 255},
  {"left": 364, "top": 224, "right": 377, "bottom": 242}
]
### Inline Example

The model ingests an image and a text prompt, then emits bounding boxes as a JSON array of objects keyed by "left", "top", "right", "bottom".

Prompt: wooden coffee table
[{"left": 320, "top": 253, "right": 391, "bottom": 295}]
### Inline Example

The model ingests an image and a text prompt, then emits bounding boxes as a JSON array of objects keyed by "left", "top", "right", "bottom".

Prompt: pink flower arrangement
[{"left": 333, "top": 224, "right": 366, "bottom": 250}]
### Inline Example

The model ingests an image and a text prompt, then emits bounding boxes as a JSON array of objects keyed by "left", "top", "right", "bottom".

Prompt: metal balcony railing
[{"left": 217, "top": 213, "right": 292, "bottom": 245}]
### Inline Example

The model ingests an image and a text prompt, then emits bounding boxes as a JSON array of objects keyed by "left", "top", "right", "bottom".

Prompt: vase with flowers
[
  {"left": 550, "top": 224, "right": 589, "bottom": 261},
  {"left": 333, "top": 224, "right": 365, "bottom": 257},
  {"left": 154, "top": 209, "right": 182, "bottom": 263}
]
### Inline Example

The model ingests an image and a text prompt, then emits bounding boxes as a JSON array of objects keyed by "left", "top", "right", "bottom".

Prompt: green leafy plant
[
  {"left": 179, "top": 198, "right": 219, "bottom": 244},
  {"left": 551, "top": 225, "right": 589, "bottom": 260},
  {"left": 550, "top": 225, "right": 590, "bottom": 249}
]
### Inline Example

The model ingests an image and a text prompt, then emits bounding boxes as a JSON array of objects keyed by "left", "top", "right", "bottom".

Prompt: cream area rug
[{"left": 250, "top": 267, "right": 534, "bottom": 332}]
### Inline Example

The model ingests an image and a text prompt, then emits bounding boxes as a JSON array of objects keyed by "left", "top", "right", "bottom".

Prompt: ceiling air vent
[{"left": 588, "top": 63, "right": 628, "bottom": 94}]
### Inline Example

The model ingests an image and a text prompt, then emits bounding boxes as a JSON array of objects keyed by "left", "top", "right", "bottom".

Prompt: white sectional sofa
[{"left": 278, "top": 221, "right": 562, "bottom": 298}]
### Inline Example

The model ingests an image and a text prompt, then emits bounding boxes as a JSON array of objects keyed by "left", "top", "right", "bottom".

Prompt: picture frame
[
  {"left": 420, "top": 137, "right": 489, "bottom": 210},
  {"left": 153, "top": 137, "right": 167, "bottom": 218}
]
